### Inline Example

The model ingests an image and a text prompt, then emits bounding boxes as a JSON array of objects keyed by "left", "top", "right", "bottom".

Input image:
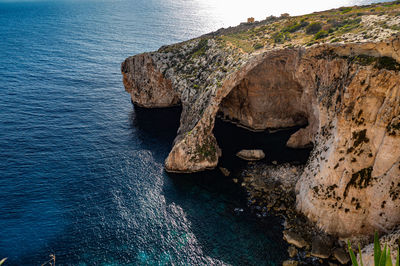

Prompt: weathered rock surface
[
  {"left": 296, "top": 40, "right": 400, "bottom": 237},
  {"left": 122, "top": 5, "right": 400, "bottom": 240},
  {"left": 236, "top": 149, "right": 265, "bottom": 161},
  {"left": 121, "top": 53, "right": 180, "bottom": 108}
]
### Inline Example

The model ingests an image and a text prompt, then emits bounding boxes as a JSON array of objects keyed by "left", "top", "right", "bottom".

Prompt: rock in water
[
  {"left": 219, "top": 167, "right": 230, "bottom": 176},
  {"left": 236, "top": 149, "right": 265, "bottom": 161},
  {"left": 288, "top": 246, "right": 298, "bottom": 258},
  {"left": 283, "top": 230, "right": 308, "bottom": 248},
  {"left": 310, "top": 236, "right": 332, "bottom": 259},
  {"left": 282, "top": 260, "right": 299, "bottom": 266},
  {"left": 333, "top": 248, "right": 350, "bottom": 264}
]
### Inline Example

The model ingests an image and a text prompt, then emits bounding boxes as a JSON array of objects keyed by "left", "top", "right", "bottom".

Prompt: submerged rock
[{"left": 236, "top": 149, "right": 265, "bottom": 161}]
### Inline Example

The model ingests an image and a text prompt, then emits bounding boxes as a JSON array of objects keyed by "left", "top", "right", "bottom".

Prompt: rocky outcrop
[
  {"left": 121, "top": 53, "right": 180, "bottom": 108},
  {"left": 294, "top": 41, "right": 400, "bottom": 237},
  {"left": 122, "top": 9, "right": 400, "bottom": 239}
]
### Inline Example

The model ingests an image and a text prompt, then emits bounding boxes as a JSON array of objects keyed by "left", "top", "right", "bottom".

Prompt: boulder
[
  {"left": 310, "top": 236, "right": 333, "bottom": 259},
  {"left": 283, "top": 230, "right": 308, "bottom": 248},
  {"left": 333, "top": 248, "right": 350, "bottom": 264},
  {"left": 236, "top": 149, "right": 265, "bottom": 161},
  {"left": 288, "top": 246, "right": 298, "bottom": 258},
  {"left": 282, "top": 260, "right": 298, "bottom": 266},
  {"left": 219, "top": 167, "right": 231, "bottom": 176}
]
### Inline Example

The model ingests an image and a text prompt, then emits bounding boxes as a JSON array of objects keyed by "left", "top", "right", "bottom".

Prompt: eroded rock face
[
  {"left": 295, "top": 41, "right": 400, "bottom": 237},
  {"left": 122, "top": 35, "right": 400, "bottom": 237},
  {"left": 121, "top": 53, "right": 180, "bottom": 108}
]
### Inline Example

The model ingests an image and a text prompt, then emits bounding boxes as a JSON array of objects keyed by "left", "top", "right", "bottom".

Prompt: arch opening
[{"left": 213, "top": 54, "right": 314, "bottom": 172}]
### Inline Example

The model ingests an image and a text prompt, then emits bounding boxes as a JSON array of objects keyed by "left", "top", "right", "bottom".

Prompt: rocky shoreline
[{"left": 235, "top": 162, "right": 350, "bottom": 265}]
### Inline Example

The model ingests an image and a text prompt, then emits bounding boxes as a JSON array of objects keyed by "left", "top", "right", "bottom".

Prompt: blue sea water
[{"left": 0, "top": 0, "right": 387, "bottom": 265}]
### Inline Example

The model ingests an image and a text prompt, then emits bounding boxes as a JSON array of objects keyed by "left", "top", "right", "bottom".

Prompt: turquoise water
[{"left": 0, "top": 0, "right": 386, "bottom": 265}]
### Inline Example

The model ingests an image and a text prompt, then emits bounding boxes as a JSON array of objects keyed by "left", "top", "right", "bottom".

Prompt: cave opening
[{"left": 213, "top": 117, "right": 312, "bottom": 173}]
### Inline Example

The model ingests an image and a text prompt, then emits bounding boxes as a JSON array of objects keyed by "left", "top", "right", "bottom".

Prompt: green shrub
[
  {"left": 306, "top": 22, "right": 322, "bottom": 34},
  {"left": 191, "top": 38, "right": 209, "bottom": 57},
  {"left": 337, "top": 18, "right": 362, "bottom": 33},
  {"left": 272, "top": 32, "right": 290, "bottom": 44},
  {"left": 314, "top": 30, "right": 328, "bottom": 39},
  {"left": 348, "top": 232, "right": 400, "bottom": 266},
  {"left": 327, "top": 19, "right": 341, "bottom": 27},
  {"left": 340, "top": 7, "right": 353, "bottom": 14},
  {"left": 253, "top": 43, "right": 264, "bottom": 50},
  {"left": 327, "top": 18, "right": 361, "bottom": 31},
  {"left": 282, "top": 21, "right": 309, "bottom": 33}
]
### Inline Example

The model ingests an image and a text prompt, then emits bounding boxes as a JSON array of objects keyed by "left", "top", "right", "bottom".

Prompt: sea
[{"left": 0, "top": 0, "right": 387, "bottom": 265}]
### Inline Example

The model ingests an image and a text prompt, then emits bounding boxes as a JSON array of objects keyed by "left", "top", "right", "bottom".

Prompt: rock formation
[{"left": 122, "top": 2, "right": 400, "bottom": 242}]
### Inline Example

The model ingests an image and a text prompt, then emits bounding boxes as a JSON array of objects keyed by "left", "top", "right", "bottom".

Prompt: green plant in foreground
[
  {"left": 348, "top": 232, "right": 400, "bottom": 266},
  {"left": 0, "top": 258, "right": 7, "bottom": 265}
]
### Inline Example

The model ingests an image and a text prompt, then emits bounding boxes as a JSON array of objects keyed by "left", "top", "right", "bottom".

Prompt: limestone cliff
[{"left": 122, "top": 2, "right": 400, "bottom": 239}]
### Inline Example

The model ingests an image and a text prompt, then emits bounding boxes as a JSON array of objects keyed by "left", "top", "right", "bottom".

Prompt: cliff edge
[{"left": 122, "top": 2, "right": 400, "bottom": 240}]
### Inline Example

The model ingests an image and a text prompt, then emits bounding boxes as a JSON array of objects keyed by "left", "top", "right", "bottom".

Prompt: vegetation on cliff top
[{"left": 211, "top": 1, "right": 400, "bottom": 53}]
